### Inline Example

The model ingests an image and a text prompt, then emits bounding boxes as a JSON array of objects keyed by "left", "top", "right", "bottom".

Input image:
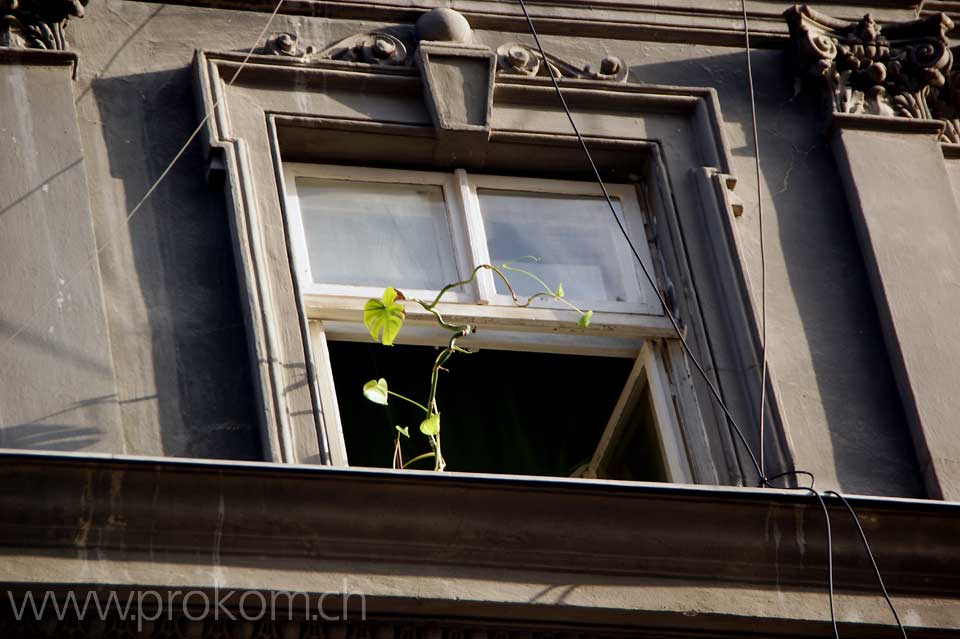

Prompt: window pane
[
  {"left": 477, "top": 190, "right": 637, "bottom": 305},
  {"left": 296, "top": 178, "right": 460, "bottom": 290}
]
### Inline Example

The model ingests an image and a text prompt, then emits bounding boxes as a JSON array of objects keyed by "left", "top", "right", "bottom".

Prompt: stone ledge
[{"left": 0, "top": 449, "right": 957, "bottom": 598}]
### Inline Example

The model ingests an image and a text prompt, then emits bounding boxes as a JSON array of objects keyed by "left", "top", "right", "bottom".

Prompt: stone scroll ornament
[
  {"left": 0, "top": 0, "right": 88, "bottom": 50},
  {"left": 785, "top": 5, "right": 960, "bottom": 142},
  {"left": 264, "top": 7, "right": 627, "bottom": 83},
  {"left": 495, "top": 42, "right": 628, "bottom": 82}
]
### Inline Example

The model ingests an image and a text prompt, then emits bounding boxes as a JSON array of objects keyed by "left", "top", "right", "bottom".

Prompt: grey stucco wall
[{"left": 12, "top": 0, "right": 922, "bottom": 494}]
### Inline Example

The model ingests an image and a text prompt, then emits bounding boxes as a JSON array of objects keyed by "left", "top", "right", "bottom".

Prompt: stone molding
[
  {"left": 2, "top": 451, "right": 959, "bottom": 597},
  {"left": 785, "top": 5, "right": 960, "bottom": 142},
  {"left": 0, "top": 0, "right": 87, "bottom": 50},
  {"left": 133, "top": 0, "right": 929, "bottom": 49}
]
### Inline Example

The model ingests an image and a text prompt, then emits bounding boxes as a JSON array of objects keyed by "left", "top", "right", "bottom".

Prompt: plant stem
[
  {"left": 402, "top": 451, "right": 436, "bottom": 469},
  {"left": 379, "top": 261, "right": 591, "bottom": 473},
  {"left": 387, "top": 390, "right": 429, "bottom": 414}
]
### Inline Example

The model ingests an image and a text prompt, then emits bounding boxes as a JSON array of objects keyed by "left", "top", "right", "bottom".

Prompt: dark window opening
[
  {"left": 596, "top": 379, "right": 669, "bottom": 481},
  {"left": 327, "top": 340, "right": 666, "bottom": 480}
]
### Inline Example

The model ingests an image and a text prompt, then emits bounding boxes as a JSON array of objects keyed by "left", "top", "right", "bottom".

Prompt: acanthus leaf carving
[
  {"left": 0, "top": 0, "right": 88, "bottom": 50},
  {"left": 785, "top": 5, "right": 960, "bottom": 142}
]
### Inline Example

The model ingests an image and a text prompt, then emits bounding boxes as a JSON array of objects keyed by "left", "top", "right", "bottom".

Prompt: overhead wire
[
  {"left": 825, "top": 491, "right": 910, "bottom": 639},
  {"left": 515, "top": 1, "right": 910, "bottom": 637},
  {"left": 740, "top": 0, "right": 768, "bottom": 483},
  {"left": 0, "top": 2, "right": 915, "bottom": 636},
  {"left": 0, "top": 0, "right": 287, "bottom": 358},
  {"left": 513, "top": 0, "right": 765, "bottom": 486}
]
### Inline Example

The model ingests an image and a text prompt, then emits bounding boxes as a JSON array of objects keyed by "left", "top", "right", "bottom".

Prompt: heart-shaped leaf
[
  {"left": 395, "top": 425, "right": 410, "bottom": 438},
  {"left": 362, "top": 378, "right": 389, "bottom": 405},
  {"left": 363, "top": 287, "right": 405, "bottom": 346},
  {"left": 577, "top": 310, "right": 593, "bottom": 328},
  {"left": 419, "top": 413, "right": 440, "bottom": 436}
]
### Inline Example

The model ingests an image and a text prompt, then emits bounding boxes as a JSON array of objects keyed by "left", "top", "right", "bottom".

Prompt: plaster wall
[{"left": 9, "top": 0, "right": 923, "bottom": 495}]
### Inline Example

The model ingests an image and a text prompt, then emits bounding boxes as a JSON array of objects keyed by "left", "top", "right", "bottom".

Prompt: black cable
[
  {"left": 511, "top": 10, "right": 908, "bottom": 639},
  {"left": 763, "top": 469, "right": 815, "bottom": 489},
  {"left": 513, "top": 0, "right": 765, "bottom": 486},
  {"left": 810, "top": 487, "right": 841, "bottom": 639},
  {"left": 764, "top": 470, "right": 839, "bottom": 639},
  {"left": 740, "top": 0, "right": 769, "bottom": 484},
  {"left": 824, "top": 491, "right": 910, "bottom": 639}
]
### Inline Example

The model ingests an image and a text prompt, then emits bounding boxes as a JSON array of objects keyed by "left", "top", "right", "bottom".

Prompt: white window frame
[{"left": 282, "top": 162, "right": 692, "bottom": 481}]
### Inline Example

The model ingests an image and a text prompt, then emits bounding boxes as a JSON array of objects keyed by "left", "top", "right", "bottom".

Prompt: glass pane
[
  {"left": 295, "top": 178, "right": 460, "bottom": 291},
  {"left": 477, "top": 189, "right": 636, "bottom": 305}
]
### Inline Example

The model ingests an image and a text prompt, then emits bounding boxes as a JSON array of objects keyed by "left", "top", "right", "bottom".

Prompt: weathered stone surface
[
  {"left": 831, "top": 121, "right": 960, "bottom": 500},
  {"left": 0, "top": 0, "right": 924, "bottom": 494},
  {"left": 0, "top": 52, "right": 122, "bottom": 453}
]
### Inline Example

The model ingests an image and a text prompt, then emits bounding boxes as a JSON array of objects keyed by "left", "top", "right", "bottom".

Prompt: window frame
[
  {"left": 196, "top": 47, "right": 781, "bottom": 484},
  {"left": 283, "top": 162, "right": 692, "bottom": 480},
  {"left": 282, "top": 162, "right": 664, "bottom": 318}
]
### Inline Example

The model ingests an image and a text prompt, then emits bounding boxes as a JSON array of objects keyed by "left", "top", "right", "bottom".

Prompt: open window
[{"left": 282, "top": 163, "right": 693, "bottom": 482}]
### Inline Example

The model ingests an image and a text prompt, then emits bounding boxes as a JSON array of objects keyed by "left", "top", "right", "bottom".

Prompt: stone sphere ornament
[{"left": 415, "top": 8, "right": 472, "bottom": 44}]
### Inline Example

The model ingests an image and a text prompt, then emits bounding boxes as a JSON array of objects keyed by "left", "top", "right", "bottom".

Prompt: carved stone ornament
[
  {"left": 266, "top": 28, "right": 413, "bottom": 66},
  {"left": 264, "top": 8, "right": 627, "bottom": 84},
  {"left": 785, "top": 5, "right": 960, "bottom": 142},
  {"left": 0, "top": 0, "right": 88, "bottom": 50},
  {"left": 496, "top": 42, "right": 628, "bottom": 83}
]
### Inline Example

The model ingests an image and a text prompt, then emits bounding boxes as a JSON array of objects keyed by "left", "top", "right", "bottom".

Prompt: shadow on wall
[
  {"left": 91, "top": 66, "right": 262, "bottom": 461},
  {"left": 627, "top": 47, "right": 923, "bottom": 497},
  {"left": 0, "top": 394, "right": 113, "bottom": 451}
]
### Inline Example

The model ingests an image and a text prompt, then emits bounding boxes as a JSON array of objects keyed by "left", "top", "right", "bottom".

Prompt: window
[{"left": 282, "top": 163, "right": 693, "bottom": 482}]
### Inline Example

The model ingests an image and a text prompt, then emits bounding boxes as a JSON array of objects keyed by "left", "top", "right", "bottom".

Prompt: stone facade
[{"left": 1, "top": 0, "right": 959, "bottom": 637}]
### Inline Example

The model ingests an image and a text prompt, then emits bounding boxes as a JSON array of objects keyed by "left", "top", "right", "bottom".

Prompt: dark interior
[{"left": 328, "top": 340, "right": 647, "bottom": 477}]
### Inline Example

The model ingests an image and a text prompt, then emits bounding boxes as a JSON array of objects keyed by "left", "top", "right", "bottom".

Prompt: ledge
[
  {"left": 830, "top": 113, "right": 947, "bottom": 136},
  {"left": 0, "top": 47, "right": 77, "bottom": 76},
  {"left": 0, "top": 449, "right": 957, "bottom": 591}
]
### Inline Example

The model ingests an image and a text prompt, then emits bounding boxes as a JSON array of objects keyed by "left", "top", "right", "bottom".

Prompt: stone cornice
[
  {"left": 785, "top": 5, "right": 960, "bottom": 142},
  {"left": 0, "top": 450, "right": 957, "bottom": 597},
  {"left": 126, "top": 0, "right": 924, "bottom": 49}
]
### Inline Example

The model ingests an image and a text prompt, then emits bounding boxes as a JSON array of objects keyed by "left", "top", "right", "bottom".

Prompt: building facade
[{"left": 1, "top": 0, "right": 958, "bottom": 636}]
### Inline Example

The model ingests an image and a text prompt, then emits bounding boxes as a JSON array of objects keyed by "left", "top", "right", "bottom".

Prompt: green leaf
[
  {"left": 363, "top": 287, "right": 405, "bottom": 346},
  {"left": 556, "top": 283, "right": 565, "bottom": 298},
  {"left": 362, "top": 378, "right": 389, "bottom": 405},
  {"left": 419, "top": 413, "right": 440, "bottom": 436},
  {"left": 395, "top": 425, "right": 410, "bottom": 438},
  {"left": 577, "top": 310, "right": 593, "bottom": 328}
]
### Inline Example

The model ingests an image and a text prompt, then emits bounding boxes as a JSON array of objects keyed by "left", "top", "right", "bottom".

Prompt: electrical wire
[
  {"left": 740, "top": 0, "right": 768, "bottom": 483},
  {"left": 513, "top": 0, "right": 765, "bottom": 485},
  {"left": 513, "top": 5, "right": 910, "bottom": 639},
  {"left": 824, "top": 491, "right": 910, "bottom": 639},
  {"left": 811, "top": 486, "right": 840, "bottom": 639},
  {"left": 3, "top": 6, "right": 910, "bottom": 638},
  {"left": 0, "top": 0, "right": 287, "bottom": 357}
]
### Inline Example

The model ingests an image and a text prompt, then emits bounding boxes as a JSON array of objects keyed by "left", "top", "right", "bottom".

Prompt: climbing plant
[{"left": 361, "top": 260, "right": 592, "bottom": 471}]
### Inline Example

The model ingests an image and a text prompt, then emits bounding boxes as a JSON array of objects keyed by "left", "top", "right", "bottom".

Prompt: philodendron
[{"left": 360, "top": 260, "right": 592, "bottom": 472}]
